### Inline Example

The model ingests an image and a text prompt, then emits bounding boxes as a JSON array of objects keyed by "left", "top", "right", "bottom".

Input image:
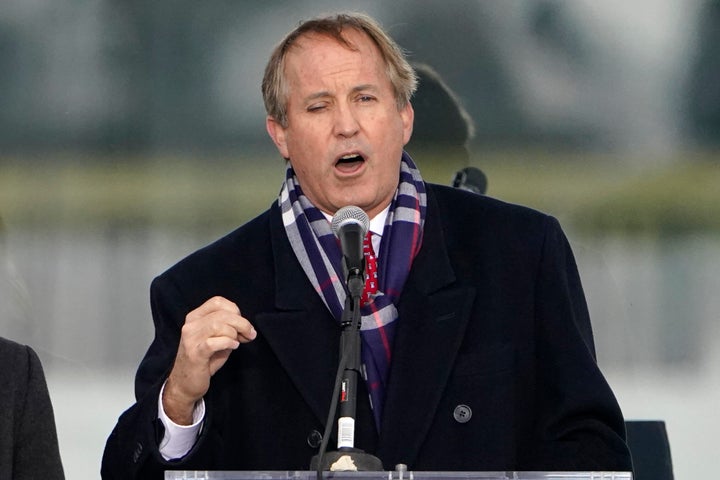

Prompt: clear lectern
[{"left": 164, "top": 471, "right": 633, "bottom": 480}]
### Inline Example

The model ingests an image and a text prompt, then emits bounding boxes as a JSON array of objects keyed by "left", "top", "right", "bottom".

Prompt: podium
[{"left": 164, "top": 471, "right": 633, "bottom": 479}]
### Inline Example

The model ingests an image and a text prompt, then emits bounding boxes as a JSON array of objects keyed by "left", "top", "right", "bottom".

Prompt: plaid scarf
[{"left": 279, "top": 151, "right": 426, "bottom": 430}]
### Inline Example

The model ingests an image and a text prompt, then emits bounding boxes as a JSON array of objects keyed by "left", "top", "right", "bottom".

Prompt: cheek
[
  {"left": 291, "top": 154, "right": 326, "bottom": 186},
  {"left": 293, "top": 160, "right": 315, "bottom": 179},
  {"left": 377, "top": 115, "right": 409, "bottom": 148},
  {"left": 290, "top": 128, "right": 324, "bottom": 157}
]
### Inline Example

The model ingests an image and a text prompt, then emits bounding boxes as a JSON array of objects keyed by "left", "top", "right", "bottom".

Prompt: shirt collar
[
  {"left": 322, "top": 205, "right": 389, "bottom": 237},
  {"left": 368, "top": 204, "right": 390, "bottom": 237}
]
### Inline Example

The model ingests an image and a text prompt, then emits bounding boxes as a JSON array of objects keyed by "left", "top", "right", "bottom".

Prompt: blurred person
[
  {"left": 405, "top": 63, "right": 487, "bottom": 195},
  {"left": 0, "top": 216, "right": 34, "bottom": 343},
  {"left": 686, "top": 0, "right": 720, "bottom": 145},
  {"left": 0, "top": 336, "right": 65, "bottom": 479},
  {"left": 102, "top": 12, "right": 632, "bottom": 478},
  {"left": 1, "top": 217, "right": 65, "bottom": 478}
]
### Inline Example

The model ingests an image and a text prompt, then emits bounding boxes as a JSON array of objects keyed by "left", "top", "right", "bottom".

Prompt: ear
[
  {"left": 400, "top": 102, "right": 414, "bottom": 146},
  {"left": 266, "top": 116, "right": 290, "bottom": 159}
]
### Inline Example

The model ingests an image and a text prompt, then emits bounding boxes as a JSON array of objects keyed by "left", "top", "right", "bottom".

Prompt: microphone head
[
  {"left": 452, "top": 166, "right": 487, "bottom": 195},
  {"left": 331, "top": 206, "right": 370, "bottom": 238}
]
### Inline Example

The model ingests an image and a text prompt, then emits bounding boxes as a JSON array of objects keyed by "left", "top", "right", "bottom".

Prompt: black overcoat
[
  {"left": 0, "top": 337, "right": 64, "bottom": 480},
  {"left": 102, "top": 184, "right": 632, "bottom": 478}
]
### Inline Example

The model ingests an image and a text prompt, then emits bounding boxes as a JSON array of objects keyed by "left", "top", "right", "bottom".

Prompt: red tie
[{"left": 361, "top": 231, "right": 378, "bottom": 305}]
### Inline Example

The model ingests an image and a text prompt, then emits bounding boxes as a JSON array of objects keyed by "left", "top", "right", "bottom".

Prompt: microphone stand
[{"left": 310, "top": 263, "right": 383, "bottom": 476}]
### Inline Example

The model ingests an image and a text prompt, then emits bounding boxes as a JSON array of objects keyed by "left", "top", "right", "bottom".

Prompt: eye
[
  {"left": 357, "top": 95, "right": 376, "bottom": 103},
  {"left": 307, "top": 103, "right": 327, "bottom": 113}
]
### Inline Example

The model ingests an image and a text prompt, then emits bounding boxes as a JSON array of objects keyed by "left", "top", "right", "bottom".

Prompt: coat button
[
  {"left": 307, "top": 429, "right": 323, "bottom": 448},
  {"left": 453, "top": 404, "right": 472, "bottom": 423}
]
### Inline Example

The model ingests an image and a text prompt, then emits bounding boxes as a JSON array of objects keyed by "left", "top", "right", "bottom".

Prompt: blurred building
[{"left": 0, "top": 0, "right": 712, "bottom": 157}]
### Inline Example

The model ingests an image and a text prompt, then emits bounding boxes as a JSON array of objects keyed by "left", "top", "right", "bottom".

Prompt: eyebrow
[
  {"left": 303, "top": 84, "right": 379, "bottom": 103},
  {"left": 351, "top": 84, "right": 378, "bottom": 94},
  {"left": 303, "top": 91, "right": 331, "bottom": 103}
]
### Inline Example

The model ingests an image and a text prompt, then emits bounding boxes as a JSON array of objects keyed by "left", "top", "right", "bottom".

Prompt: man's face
[{"left": 266, "top": 28, "right": 414, "bottom": 218}]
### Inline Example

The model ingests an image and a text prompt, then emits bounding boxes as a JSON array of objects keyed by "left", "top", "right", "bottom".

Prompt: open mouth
[{"left": 335, "top": 153, "right": 365, "bottom": 173}]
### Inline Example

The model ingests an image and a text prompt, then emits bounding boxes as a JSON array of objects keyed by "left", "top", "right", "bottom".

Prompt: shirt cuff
[{"left": 157, "top": 380, "right": 205, "bottom": 461}]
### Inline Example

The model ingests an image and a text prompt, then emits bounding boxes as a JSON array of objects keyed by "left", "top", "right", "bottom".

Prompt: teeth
[{"left": 341, "top": 154, "right": 359, "bottom": 159}]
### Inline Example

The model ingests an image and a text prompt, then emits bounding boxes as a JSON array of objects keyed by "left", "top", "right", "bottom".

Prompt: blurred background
[{"left": 1, "top": 0, "right": 718, "bottom": 478}]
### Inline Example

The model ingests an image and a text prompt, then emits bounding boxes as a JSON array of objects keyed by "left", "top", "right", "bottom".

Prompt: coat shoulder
[
  {"left": 0, "top": 337, "right": 31, "bottom": 382},
  {"left": 158, "top": 207, "right": 274, "bottom": 281},
  {"left": 426, "top": 183, "right": 557, "bottom": 238}
]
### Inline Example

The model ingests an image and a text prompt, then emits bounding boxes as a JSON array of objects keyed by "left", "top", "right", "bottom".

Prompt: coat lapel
[
  {"left": 377, "top": 190, "right": 476, "bottom": 467},
  {"left": 252, "top": 205, "right": 340, "bottom": 427}
]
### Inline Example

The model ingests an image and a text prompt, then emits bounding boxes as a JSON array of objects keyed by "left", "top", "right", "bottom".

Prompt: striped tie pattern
[{"left": 361, "top": 232, "right": 378, "bottom": 305}]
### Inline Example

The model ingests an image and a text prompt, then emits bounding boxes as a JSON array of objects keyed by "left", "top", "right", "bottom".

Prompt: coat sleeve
[
  {"left": 527, "top": 216, "right": 632, "bottom": 471},
  {"left": 101, "top": 274, "right": 219, "bottom": 479}
]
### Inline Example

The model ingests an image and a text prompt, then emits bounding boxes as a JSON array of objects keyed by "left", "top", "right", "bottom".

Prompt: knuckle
[
  {"left": 180, "top": 322, "right": 193, "bottom": 336},
  {"left": 209, "top": 296, "right": 228, "bottom": 309}
]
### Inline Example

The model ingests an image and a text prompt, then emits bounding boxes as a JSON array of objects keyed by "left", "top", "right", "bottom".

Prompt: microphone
[
  {"left": 311, "top": 205, "right": 383, "bottom": 474},
  {"left": 331, "top": 206, "right": 370, "bottom": 299},
  {"left": 452, "top": 166, "right": 487, "bottom": 195}
]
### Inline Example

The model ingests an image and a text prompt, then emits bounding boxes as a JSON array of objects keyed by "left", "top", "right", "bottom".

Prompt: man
[
  {"left": 0, "top": 336, "right": 65, "bottom": 479},
  {"left": 102, "top": 13, "right": 632, "bottom": 478}
]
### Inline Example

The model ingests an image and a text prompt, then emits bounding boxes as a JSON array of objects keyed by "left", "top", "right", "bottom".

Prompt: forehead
[{"left": 283, "top": 29, "right": 386, "bottom": 83}]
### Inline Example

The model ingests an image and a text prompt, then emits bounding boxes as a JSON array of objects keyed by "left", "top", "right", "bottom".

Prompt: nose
[{"left": 333, "top": 103, "right": 360, "bottom": 138}]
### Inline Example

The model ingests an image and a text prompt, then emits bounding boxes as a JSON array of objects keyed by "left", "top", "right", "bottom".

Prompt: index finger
[{"left": 191, "top": 296, "right": 241, "bottom": 318}]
